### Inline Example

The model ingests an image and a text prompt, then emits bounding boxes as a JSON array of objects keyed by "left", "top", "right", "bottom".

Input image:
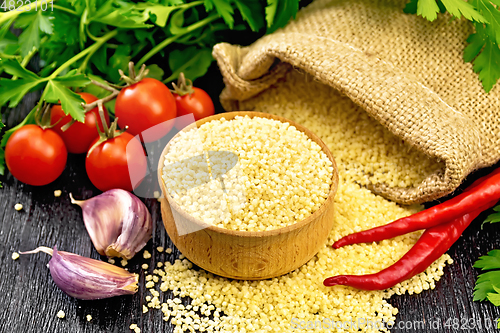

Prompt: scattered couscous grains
[
  {"left": 14, "top": 203, "right": 23, "bottom": 211},
  {"left": 157, "top": 246, "right": 164, "bottom": 253},
  {"left": 163, "top": 115, "right": 333, "bottom": 231},
  {"left": 56, "top": 310, "right": 65, "bottom": 319},
  {"left": 86, "top": 314, "right": 92, "bottom": 322},
  {"left": 165, "top": 248, "right": 172, "bottom": 254},
  {"left": 143, "top": 250, "right": 151, "bottom": 259},
  {"left": 149, "top": 70, "right": 450, "bottom": 332},
  {"left": 54, "top": 190, "right": 62, "bottom": 197},
  {"left": 157, "top": 262, "right": 163, "bottom": 268},
  {"left": 154, "top": 191, "right": 161, "bottom": 199},
  {"left": 121, "top": 259, "right": 128, "bottom": 267},
  {"left": 129, "top": 323, "right": 140, "bottom": 333},
  {"left": 142, "top": 264, "right": 149, "bottom": 270},
  {"left": 11, "top": 252, "right": 19, "bottom": 260},
  {"left": 108, "top": 258, "right": 115, "bottom": 264},
  {"left": 143, "top": 305, "right": 148, "bottom": 313}
]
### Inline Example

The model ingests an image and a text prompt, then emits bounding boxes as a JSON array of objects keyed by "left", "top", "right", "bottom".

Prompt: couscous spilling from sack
[
  {"left": 162, "top": 116, "right": 334, "bottom": 231},
  {"left": 148, "top": 70, "right": 450, "bottom": 332}
]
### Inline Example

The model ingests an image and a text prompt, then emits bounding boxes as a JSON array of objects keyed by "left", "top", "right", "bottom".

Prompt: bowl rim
[{"left": 157, "top": 111, "right": 338, "bottom": 238}]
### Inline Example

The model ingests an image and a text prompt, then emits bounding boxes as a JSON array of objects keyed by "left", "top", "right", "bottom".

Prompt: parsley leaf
[
  {"left": 204, "top": 0, "right": 235, "bottom": 29},
  {"left": 0, "top": 79, "right": 41, "bottom": 108},
  {"left": 108, "top": 45, "right": 133, "bottom": 82},
  {"left": 234, "top": 0, "right": 265, "bottom": 32},
  {"left": 44, "top": 80, "right": 86, "bottom": 122},
  {"left": 404, "top": 0, "right": 446, "bottom": 14},
  {"left": 1, "top": 59, "right": 39, "bottom": 80},
  {"left": 416, "top": 0, "right": 441, "bottom": 21},
  {"left": 474, "top": 249, "right": 500, "bottom": 271},
  {"left": 50, "top": 12, "right": 80, "bottom": 45},
  {"left": 0, "top": 60, "right": 44, "bottom": 107},
  {"left": 266, "top": 0, "right": 299, "bottom": 33},
  {"left": 408, "top": 0, "right": 485, "bottom": 22},
  {"left": 482, "top": 204, "right": 500, "bottom": 224},
  {"left": 18, "top": 11, "right": 54, "bottom": 56},
  {"left": 91, "top": 44, "right": 109, "bottom": 74},
  {"left": 440, "top": 0, "right": 486, "bottom": 22},
  {"left": 137, "top": 4, "right": 178, "bottom": 27},
  {"left": 165, "top": 46, "right": 213, "bottom": 83},
  {"left": 145, "top": 64, "right": 165, "bottom": 81},
  {"left": 89, "top": 0, "right": 153, "bottom": 29},
  {"left": 474, "top": 207, "right": 500, "bottom": 306},
  {"left": 465, "top": 22, "right": 500, "bottom": 92},
  {"left": 52, "top": 69, "right": 91, "bottom": 88},
  {"left": 474, "top": 251, "right": 500, "bottom": 301},
  {"left": 473, "top": 0, "right": 500, "bottom": 45},
  {"left": 487, "top": 285, "right": 500, "bottom": 306}
]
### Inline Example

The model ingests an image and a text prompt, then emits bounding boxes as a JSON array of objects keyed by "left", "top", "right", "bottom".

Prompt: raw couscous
[
  {"left": 162, "top": 116, "right": 334, "bottom": 231},
  {"left": 148, "top": 70, "right": 449, "bottom": 332},
  {"left": 56, "top": 310, "right": 65, "bottom": 319}
]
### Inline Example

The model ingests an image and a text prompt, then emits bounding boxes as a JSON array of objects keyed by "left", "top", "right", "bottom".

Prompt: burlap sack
[{"left": 212, "top": 0, "right": 500, "bottom": 205}]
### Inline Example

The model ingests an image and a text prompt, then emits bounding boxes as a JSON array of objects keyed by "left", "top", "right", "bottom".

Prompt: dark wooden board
[{"left": 1, "top": 64, "right": 500, "bottom": 333}]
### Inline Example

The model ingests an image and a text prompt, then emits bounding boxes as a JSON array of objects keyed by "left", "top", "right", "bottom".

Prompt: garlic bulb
[
  {"left": 70, "top": 189, "right": 152, "bottom": 259},
  {"left": 21, "top": 246, "right": 138, "bottom": 300}
]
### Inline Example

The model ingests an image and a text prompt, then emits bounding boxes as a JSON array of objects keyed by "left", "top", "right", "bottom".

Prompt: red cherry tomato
[
  {"left": 85, "top": 132, "right": 147, "bottom": 192},
  {"left": 174, "top": 87, "right": 215, "bottom": 130},
  {"left": 5, "top": 124, "right": 67, "bottom": 186},
  {"left": 50, "top": 92, "right": 110, "bottom": 154},
  {"left": 115, "top": 78, "right": 176, "bottom": 142}
]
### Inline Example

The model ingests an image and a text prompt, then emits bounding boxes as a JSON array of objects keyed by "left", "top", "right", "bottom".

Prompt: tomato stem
[
  {"left": 34, "top": 103, "right": 54, "bottom": 130},
  {"left": 83, "top": 80, "right": 120, "bottom": 113},
  {"left": 118, "top": 62, "right": 149, "bottom": 86},
  {"left": 86, "top": 102, "right": 127, "bottom": 157},
  {"left": 170, "top": 72, "right": 194, "bottom": 96}
]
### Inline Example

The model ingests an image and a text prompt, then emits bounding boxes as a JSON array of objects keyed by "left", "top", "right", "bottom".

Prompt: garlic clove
[
  {"left": 21, "top": 246, "right": 138, "bottom": 300},
  {"left": 70, "top": 189, "right": 152, "bottom": 260}
]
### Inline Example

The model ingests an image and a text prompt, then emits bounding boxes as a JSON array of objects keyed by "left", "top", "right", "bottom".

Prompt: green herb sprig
[
  {"left": 474, "top": 204, "right": 500, "bottom": 328},
  {"left": 405, "top": 0, "right": 500, "bottom": 93}
]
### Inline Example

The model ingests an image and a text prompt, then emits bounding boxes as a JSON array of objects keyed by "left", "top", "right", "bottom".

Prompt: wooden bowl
[{"left": 157, "top": 111, "right": 338, "bottom": 280}]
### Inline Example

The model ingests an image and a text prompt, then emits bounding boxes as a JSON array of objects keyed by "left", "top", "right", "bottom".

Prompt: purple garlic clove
[
  {"left": 21, "top": 246, "right": 138, "bottom": 300},
  {"left": 70, "top": 189, "right": 152, "bottom": 260}
]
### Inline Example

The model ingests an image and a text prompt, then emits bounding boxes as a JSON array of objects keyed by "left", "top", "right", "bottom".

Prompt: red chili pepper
[
  {"left": 333, "top": 168, "right": 500, "bottom": 249},
  {"left": 324, "top": 203, "right": 495, "bottom": 290}
]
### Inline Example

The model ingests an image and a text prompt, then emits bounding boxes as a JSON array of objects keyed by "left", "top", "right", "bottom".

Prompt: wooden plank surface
[{"left": 1, "top": 66, "right": 500, "bottom": 333}]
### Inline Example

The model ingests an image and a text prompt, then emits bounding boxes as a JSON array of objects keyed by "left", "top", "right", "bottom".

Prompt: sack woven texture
[{"left": 213, "top": 0, "right": 500, "bottom": 205}]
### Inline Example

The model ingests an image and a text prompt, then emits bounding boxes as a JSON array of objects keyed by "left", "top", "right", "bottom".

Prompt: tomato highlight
[
  {"left": 174, "top": 87, "right": 215, "bottom": 130},
  {"left": 5, "top": 125, "right": 68, "bottom": 186},
  {"left": 115, "top": 78, "right": 177, "bottom": 143},
  {"left": 85, "top": 132, "right": 147, "bottom": 192}
]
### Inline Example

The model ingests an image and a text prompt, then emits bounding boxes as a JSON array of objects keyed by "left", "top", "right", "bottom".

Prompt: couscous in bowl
[{"left": 157, "top": 111, "right": 338, "bottom": 280}]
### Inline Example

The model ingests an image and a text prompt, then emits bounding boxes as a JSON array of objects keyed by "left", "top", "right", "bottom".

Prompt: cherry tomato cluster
[{"left": 4, "top": 76, "right": 214, "bottom": 192}]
